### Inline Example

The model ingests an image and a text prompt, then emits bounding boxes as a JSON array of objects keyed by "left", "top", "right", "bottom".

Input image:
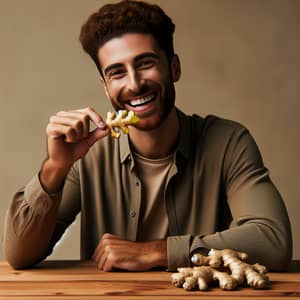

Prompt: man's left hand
[{"left": 92, "top": 233, "right": 167, "bottom": 271}]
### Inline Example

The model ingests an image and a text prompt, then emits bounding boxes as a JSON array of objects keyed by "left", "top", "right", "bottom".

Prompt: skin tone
[{"left": 40, "top": 33, "right": 181, "bottom": 271}]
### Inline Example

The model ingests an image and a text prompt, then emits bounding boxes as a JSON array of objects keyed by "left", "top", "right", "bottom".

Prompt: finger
[
  {"left": 101, "top": 233, "right": 122, "bottom": 240},
  {"left": 102, "top": 252, "right": 115, "bottom": 272},
  {"left": 92, "top": 234, "right": 110, "bottom": 262},
  {"left": 64, "top": 127, "right": 78, "bottom": 143},
  {"left": 50, "top": 115, "right": 84, "bottom": 139},
  {"left": 92, "top": 241, "right": 105, "bottom": 263},
  {"left": 92, "top": 233, "right": 123, "bottom": 262},
  {"left": 101, "top": 245, "right": 138, "bottom": 271},
  {"left": 86, "top": 127, "right": 109, "bottom": 147},
  {"left": 99, "top": 244, "right": 122, "bottom": 272},
  {"left": 97, "top": 247, "right": 108, "bottom": 271},
  {"left": 92, "top": 244, "right": 100, "bottom": 262},
  {"left": 95, "top": 233, "right": 122, "bottom": 258},
  {"left": 77, "top": 107, "right": 106, "bottom": 129},
  {"left": 56, "top": 110, "right": 87, "bottom": 118},
  {"left": 56, "top": 108, "right": 105, "bottom": 137},
  {"left": 46, "top": 123, "right": 64, "bottom": 139},
  {"left": 56, "top": 111, "right": 91, "bottom": 138},
  {"left": 46, "top": 123, "right": 77, "bottom": 142},
  {"left": 96, "top": 243, "right": 117, "bottom": 271}
]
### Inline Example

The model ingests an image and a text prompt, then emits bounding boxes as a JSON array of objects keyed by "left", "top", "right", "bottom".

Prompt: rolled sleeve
[
  {"left": 167, "top": 234, "right": 191, "bottom": 271},
  {"left": 24, "top": 174, "right": 62, "bottom": 216}
]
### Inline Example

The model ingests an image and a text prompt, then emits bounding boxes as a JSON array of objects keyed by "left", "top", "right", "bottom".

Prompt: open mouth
[{"left": 127, "top": 93, "right": 157, "bottom": 108}]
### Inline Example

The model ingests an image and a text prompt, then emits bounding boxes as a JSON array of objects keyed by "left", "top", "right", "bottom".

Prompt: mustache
[{"left": 126, "top": 84, "right": 149, "bottom": 97}]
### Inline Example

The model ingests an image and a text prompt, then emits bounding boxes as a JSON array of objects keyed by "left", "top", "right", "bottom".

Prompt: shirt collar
[
  {"left": 119, "top": 107, "right": 192, "bottom": 164},
  {"left": 175, "top": 108, "right": 192, "bottom": 161},
  {"left": 119, "top": 131, "right": 132, "bottom": 164}
]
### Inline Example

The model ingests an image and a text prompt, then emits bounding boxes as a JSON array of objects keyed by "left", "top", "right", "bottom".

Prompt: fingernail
[{"left": 98, "top": 121, "right": 106, "bottom": 129}]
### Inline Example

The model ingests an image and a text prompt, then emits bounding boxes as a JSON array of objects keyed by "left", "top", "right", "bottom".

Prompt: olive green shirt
[{"left": 3, "top": 109, "right": 292, "bottom": 271}]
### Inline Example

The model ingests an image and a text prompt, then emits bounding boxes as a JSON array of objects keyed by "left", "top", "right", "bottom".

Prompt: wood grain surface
[{"left": 0, "top": 260, "right": 299, "bottom": 299}]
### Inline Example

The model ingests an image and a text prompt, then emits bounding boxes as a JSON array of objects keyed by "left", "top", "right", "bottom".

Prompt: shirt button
[
  {"left": 136, "top": 181, "right": 139, "bottom": 186},
  {"left": 130, "top": 210, "right": 136, "bottom": 218}
]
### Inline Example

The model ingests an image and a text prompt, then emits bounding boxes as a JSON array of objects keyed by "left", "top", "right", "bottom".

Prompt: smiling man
[{"left": 4, "top": 0, "right": 292, "bottom": 272}]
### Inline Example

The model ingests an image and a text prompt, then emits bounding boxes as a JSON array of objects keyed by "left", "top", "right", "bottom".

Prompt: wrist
[
  {"left": 148, "top": 240, "right": 167, "bottom": 268},
  {"left": 39, "top": 159, "right": 71, "bottom": 194}
]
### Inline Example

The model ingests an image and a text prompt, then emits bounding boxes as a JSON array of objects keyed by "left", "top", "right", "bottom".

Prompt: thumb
[{"left": 86, "top": 127, "right": 109, "bottom": 147}]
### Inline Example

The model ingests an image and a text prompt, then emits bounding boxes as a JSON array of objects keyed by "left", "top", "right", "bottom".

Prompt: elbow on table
[
  {"left": 5, "top": 253, "right": 37, "bottom": 270},
  {"left": 4, "top": 246, "right": 43, "bottom": 270}
]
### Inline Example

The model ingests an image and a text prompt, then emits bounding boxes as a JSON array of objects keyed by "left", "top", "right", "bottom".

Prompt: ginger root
[
  {"left": 106, "top": 110, "right": 139, "bottom": 138},
  {"left": 171, "top": 248, "right": 270, "bottom": 291},
  {"left": 172, "top": 266, "right": 237, "bottom": 291}
]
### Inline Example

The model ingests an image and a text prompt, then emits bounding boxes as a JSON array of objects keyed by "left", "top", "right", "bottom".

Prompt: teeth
[{"left": 129, "top": 94, "right": 155, "bottom": 106}]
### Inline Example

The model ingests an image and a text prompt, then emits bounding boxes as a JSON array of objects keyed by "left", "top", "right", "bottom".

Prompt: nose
[{"left": 127, "top": 69, "right": 144, "bottom": 94}]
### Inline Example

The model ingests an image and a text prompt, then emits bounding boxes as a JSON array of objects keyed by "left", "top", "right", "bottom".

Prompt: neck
[{"left": 128, "top": 108, "right": 179, "bottom": 159}]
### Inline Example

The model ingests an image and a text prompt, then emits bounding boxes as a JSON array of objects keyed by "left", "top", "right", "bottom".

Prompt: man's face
[{"left": 98, "top": 33, "right": 180, "bottom": 131}]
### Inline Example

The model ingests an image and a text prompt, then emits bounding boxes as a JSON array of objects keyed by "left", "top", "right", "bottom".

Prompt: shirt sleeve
[
  {"left": 3, "top": 166, "right": 80, "bottom": 269},
  {"left": 167, "top": 234, "right": 210, "bottom": 271},
  {"left": 167, "top": 235, "right": 191, "bottom": 271},
  {"left": 190, "top": 129, "right": 292, "bottom": 271}
]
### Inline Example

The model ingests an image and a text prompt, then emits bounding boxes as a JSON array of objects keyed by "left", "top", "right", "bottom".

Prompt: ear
[
  {"left": 100, "top": 77, "right": 110, "bottom": 100},
  {"left": 171, "top": 54, "right": 181, "bottom": 82}
]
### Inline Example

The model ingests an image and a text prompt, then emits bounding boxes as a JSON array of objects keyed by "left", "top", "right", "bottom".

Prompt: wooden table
[{"left": 0, "top": 260, "right": 299, "bottom": 299}]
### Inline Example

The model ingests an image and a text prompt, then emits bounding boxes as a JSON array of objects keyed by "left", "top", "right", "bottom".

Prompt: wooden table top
[{"left": 0, "top": 260, "right": 299, "bottom": 299}]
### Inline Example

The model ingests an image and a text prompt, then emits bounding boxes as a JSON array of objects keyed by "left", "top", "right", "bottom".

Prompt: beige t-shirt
[{"left": 133, "top": 151, "right": 174, "bottom": 241}]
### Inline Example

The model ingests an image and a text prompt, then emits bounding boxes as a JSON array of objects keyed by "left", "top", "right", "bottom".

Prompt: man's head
[
  {"left": 79, "top": 0, "right": 175, "bottom": 76},
  {"left": 79, "top": 0, "right": 180, "bottom": 132}
]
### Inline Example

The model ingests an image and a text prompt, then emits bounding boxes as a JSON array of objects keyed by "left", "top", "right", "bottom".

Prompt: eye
[
  {"left": 108, "top": 69, "right": 126, "bottom": 79},
  {"left": 137, "top": 60, "right": 154, "bottom": 69}
]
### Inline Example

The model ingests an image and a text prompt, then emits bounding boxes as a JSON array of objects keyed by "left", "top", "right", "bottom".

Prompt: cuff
[
  {"left": 190, "top": 236, "right": 210, "bottom": 256},
  {"left": 167, "top": 235, "right": 191, "bottom": 271},
  {"left": 24, "top": 174, "right": 62, "bottom": 216}
]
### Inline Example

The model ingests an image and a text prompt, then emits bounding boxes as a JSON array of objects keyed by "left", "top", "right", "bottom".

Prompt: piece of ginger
[
  {"left": 171, "top": 248, "right": 270, "bottom": 291},
  {"left": 172, "top": 266, "right": 237, "bottom": 291},
  {"left": 106, "top": 110, "right": 139, "bottom": 138},
  {"left": 192, "top": 249, "right": 269, "bottom": 289}
]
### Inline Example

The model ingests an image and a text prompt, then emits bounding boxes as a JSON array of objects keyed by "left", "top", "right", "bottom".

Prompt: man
[{"left": 4, "top": 0, "right": 292, "bottom": 271}]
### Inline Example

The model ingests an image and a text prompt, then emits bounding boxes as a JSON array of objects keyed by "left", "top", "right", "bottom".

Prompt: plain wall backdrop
[{"left": 0, "top": 0, "right": 299, "bottom": 261}]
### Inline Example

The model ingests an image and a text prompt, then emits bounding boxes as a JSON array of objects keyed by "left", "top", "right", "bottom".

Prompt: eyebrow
[
  {"left": 134, "top": 52, "right": 159, "bottom": 62},
  {"left": 103, "top": 52, "right": 159, "bottom": 76}
]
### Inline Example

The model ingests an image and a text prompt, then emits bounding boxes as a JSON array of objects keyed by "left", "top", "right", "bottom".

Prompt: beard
[{"left": 109, "top": 79, "right": 176, "bottom": 132}]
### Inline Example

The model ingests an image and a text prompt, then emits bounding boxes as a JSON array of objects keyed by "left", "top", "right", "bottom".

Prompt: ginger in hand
[{"left": 106, "top": 110, "right": 139, "bottom": 138}]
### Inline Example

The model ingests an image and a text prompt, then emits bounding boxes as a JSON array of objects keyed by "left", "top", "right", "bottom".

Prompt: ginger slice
[{"left": 106, "top": 110, "right": 139, "bottom": 138}]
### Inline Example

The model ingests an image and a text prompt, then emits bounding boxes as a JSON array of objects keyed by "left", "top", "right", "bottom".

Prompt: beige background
[{"left": 0, "top": 0, "right": 299, "bottom": 261}]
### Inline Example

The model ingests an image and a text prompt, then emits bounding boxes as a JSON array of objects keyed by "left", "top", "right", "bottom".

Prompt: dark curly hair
[{"left": 79, "top": 0, "right": 175, "bottom": 76}]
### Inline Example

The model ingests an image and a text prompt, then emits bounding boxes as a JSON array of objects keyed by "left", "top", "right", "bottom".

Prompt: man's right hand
[{"left": 40, "top": 107, "right": 109, "bottom": 194}]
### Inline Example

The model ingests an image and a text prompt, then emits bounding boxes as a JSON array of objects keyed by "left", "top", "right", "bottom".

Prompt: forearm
[
  {"left": 192, "top": 221, "right": 292, "bottom": 271},
  {"left": 167, "top": 216, "right": 292, "bottom": 272},
  {"left": 3, "top": 175, "right": 62, "bottom": 269}
]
